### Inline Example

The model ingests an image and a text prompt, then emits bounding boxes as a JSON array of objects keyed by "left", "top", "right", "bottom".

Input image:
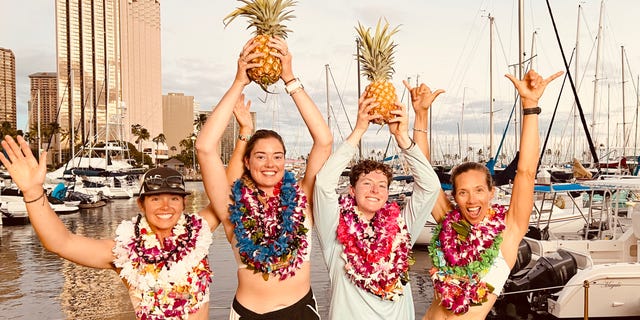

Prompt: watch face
[{"left": 285, "top": 79, "right": 302, "bottom": 94}]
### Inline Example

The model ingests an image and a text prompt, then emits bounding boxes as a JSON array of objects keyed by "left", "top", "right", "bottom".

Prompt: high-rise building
[
  {"left": 28, "top": 72, "right": 58, "bottom": 159},
  {"left": 0, "top": 48, "right": 17, "bottom": 130},
  {"left": 55, "top": 0, "right": 161, "bottom": 162},
  {"left": 221, "top": 111, "right": 257, "bottom": 165},
  {"left": 162, "top": 92, "right": 194, "bottom": 158},
  {"left": 28, "top": 72, "right": 58, "bottom": 133}
]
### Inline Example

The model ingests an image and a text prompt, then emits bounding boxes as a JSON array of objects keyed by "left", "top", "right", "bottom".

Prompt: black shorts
[{"left": 231, "top": 288, "right": 320, "bottom": 320}]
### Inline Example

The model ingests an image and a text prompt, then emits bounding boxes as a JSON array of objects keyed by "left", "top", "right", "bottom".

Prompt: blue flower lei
[{"left": 229, "top": 170, "right": 309, "bottom": 281}]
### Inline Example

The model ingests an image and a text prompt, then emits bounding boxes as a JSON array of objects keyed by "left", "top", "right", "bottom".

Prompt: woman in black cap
[{"left": 0, "top": 135, "right": 218, "bottom": 320}]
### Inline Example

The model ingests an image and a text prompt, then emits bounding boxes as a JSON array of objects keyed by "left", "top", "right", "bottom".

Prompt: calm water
[{"left": 0, "top": 182, "right": 435, "bottom": 319}]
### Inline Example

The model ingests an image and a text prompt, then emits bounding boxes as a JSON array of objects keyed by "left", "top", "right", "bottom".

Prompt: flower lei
[
  {"left": 229, "top": 170, "right": 309, "bottom": 281},
  {"left": 337, "top": 195, "right": 412, "bottom": 301},
  {"left": 428, "top": 204, "right": 506, "bottom": 314},
  {"left": 113, "top": 213, "right": 213, "bottom": 320}
]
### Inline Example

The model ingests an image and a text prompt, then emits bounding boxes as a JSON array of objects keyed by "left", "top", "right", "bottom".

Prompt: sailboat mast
[
  {"left": 70, "top": 69, "right": 75, "bottom": 160},
  {"left": 573, "top": 5, "right": 582, "bottom": 160},
  {"left": 37, "top": 90, "right": 42, "bottom": 155},
  {"left": 591, "top": 0, "right": 605, "bottom": 162},
  {"left": 325, "top": 64, "right": 331, "bottom": 131},
  {"left": 461, "top": 87, "right": 466, "bottom": 161},
  {"left": 489, "top": 14, "right": 494, "bottom": 159},
  {"left": 621, "top": 46, "right": 627, "bottom": 154},
  {"left": 516, "top": 0, "right": 524, "bottom": 147},
  {"left": 356, "top": 38, "right": 362, "bottom": 160}
]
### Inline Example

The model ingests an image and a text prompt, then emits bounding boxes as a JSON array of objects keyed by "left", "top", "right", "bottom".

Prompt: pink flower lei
[
  {"left": 337, "top": 195, "right": 412, "bottom": 301},
  {"left": 428, "top": 204, "right": 506, "bottom": 314}
]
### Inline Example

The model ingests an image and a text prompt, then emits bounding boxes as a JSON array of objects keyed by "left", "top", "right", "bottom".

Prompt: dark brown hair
[
  {"left": 242, "top": 129, "right": 286, "bottom": 175},
  {"left": 349, "top": 159, "right": 393, "bottom": 187},
  {"left": 450, "top": 162, "right": 493, "bottom": 193}
]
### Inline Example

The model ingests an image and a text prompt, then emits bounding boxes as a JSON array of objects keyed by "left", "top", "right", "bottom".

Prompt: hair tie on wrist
[{"left": 24, "top": 190, "right": 46, "bottom": 204}]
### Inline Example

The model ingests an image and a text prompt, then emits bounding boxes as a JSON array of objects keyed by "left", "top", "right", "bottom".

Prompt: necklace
[
  {"left": 113, "top": 213, "right": 213, "bottom": 320},
  {"left": 229, "top": 170, "right": 309, "bottom": 281},
  {"left": 428, "top": 204, "right": 506, "bottom": 314},
  {"left": 337, "top": 195, "right": 412, "bottom": 301}
]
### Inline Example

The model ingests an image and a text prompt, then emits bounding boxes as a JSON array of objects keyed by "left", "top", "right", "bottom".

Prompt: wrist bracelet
[
  {"left": 413, "top": 127, "right": 428, "bottom": 133},
  {"left": 285, "top": 78, "right": 304, "bottom": 95},
  {"left": 24, "top": 190, "right": 46, "bottom": 204},
  {"left": 400, "top": 138, "right": 416, "bottom": 151},
  {"left": 523, "top": 106, "right": 541, "bottom": 115},
  {"left": 284, "top": 78, "right": 297, "bottom": 85},
  {"left": 238, "top": 134, "right": 252, "bottom": 142}
]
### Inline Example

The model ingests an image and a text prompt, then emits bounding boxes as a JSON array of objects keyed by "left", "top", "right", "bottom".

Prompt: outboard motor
[
  {"left": 505, "top": 249, "right": 577, "bottom": 293},
  {"left": 510, "top": 239, "right": 532, "bottom": 276}
]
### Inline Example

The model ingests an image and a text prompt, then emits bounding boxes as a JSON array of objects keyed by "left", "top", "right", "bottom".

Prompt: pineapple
[
  {"left": 224, "top": 0, "right": 296, "bottom": 91},
  {"left": 356, "top": 19, "right": 400, "bottom": 125}
]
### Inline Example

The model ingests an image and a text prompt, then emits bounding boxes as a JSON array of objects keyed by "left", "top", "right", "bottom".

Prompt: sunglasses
[{"left": 143, "top": 175, "right": 185, "bottom": 191}]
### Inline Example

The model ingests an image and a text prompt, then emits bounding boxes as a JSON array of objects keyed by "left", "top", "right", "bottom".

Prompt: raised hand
[
  {"left": 233, "top": 93, "right": 253, "bottom": 133},
  {"left": 402, "top": 80, "right": 445, "bottom": 115},
  {"left": 0, "top": 135, "right": 47, "bottom": 196},
  {"left": 505, "top": 69, "right": 563, "bottom": 108},
  {"left": 269, "top": 37, "right": 294, "bottom": 82},
  {"left": 236, "top": 39, "right": 263, "bottom": 85},
  {"left": 387, "top": 101, "right": 409, "bottom": 139},
  {"left": 355, "top": 96, "right": 380, "bottom": 132}
]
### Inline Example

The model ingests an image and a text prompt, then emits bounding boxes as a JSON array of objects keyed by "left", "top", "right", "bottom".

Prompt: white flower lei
[{"left": 113, "top": 213, "right": 213, "bottom": 319}]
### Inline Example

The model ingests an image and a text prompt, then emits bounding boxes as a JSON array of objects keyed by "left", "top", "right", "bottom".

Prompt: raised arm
[
  {"left": 0, "top": 136, "right": 115, "bottom": 269},
  {"left": 196, "top": 39, "right": 261, "bottom": 239},
  {"left": 388, "top": 99, "right": 440, "bottom": 236},
  {"left": 270, "top": 37, "right": 332, "bottom": 201},
  {"left": 505, "top": 69, "right": 563, "bottom": 237},
  {"left": 403, "top": 80, "right": 451, "bottom": 222},
  {"left": 225, "top": 94, "right": 253, "bottom": 184}
]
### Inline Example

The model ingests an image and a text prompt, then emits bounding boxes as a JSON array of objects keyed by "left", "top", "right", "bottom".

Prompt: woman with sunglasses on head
[
  {"left": 0, "top": 135, "right": 219, "bottom": 320},
  {"left": 196, "top": 38, "right": 332, "bottom": 320}
]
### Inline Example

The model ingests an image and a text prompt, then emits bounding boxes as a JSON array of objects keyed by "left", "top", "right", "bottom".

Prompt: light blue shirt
[{"left": 313, "top": 141, "right": 441, "bottom": 320}]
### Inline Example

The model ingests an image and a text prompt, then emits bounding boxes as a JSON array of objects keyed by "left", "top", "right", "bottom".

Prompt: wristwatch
[
  {"left": 523, "top": 107, "right": 541, "bottom": 115},
  {"left": 285, "top": 78, "right": 304, "bottom": 95}
]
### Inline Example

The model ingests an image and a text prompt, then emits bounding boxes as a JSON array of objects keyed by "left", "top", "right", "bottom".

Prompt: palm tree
[
  {"left": 0, "top": 122, "right": 16, "bottom": 137},
  {"left": 152, "top": 133, "right": 167, "bottom": 167},
  {"left": 193, "top": 114, "right": 207, "bottom": 133},
  {"left": 179, "top": 135, "right": 196, "bottom": 169},
  {"left": 131, "top": 124, "right": 149, "bottom": 166}
]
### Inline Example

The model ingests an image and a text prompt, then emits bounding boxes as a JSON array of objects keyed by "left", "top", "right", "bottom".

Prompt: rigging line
[
  {"left": 324, "top": 67, "right": 347, "bottom": 141},
  {"left": 327, "top": 65, "right": 354, "bottom": 132},
  {"left": 545, "top": 0, "right": 601, "bottom": 174},
  {"left": 444, "top": 6, "right": 488, "bottom": 102},
  {"left": 538, "top": 50, "right": 575, "bottom": 172},
  {"left": 328, "top": 103, "right": 345, "bottom": 141}
]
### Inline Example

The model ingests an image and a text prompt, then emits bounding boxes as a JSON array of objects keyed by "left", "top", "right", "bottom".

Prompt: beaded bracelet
[{"left": 413, "top": 127, "right": 428, "bottom": 133}]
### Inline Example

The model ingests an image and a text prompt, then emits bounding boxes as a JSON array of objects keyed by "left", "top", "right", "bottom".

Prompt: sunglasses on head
[{"left": 143, "top": 175, "right": 185, "bottom": 191}]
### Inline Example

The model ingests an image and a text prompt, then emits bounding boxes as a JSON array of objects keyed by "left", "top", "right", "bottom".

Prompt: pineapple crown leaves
[
  {"left": 223, "top": 0, "right": 296, "bottom": 38},
  {"left": 355, "top": 18, "right": 400, "bottom": 82}
]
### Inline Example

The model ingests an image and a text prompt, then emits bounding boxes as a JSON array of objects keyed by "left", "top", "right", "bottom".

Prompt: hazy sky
[{"left": 3, "top": 0, "right": 640, "bottom": 160}]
